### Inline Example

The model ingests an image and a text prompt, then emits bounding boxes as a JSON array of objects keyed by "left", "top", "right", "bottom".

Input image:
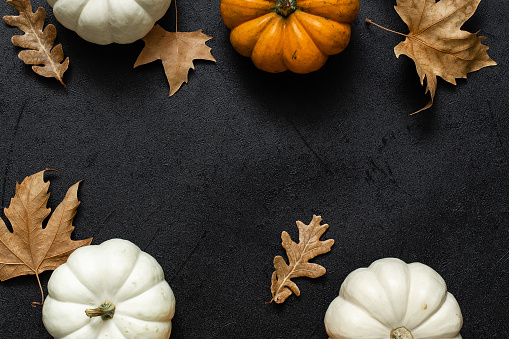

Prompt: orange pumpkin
[{"left": 220, "top": 0, "right": 360, "bottom": 74}]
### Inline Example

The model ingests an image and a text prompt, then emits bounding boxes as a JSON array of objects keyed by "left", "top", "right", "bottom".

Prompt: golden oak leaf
[
  {"left": 0, "top": 170, "right": 92, "bottom": 306},
  {"left": 134, "top": 25, "right": 216, "bottom": 96},
  {"left": 270, "top": 215, "right": 334, "bottom": 304},
  {"left": 367, "top": 0, "right": 496, "bottom": 114},
  {"left": 3, "top": 0, "right": 69, "bottom": 86}
]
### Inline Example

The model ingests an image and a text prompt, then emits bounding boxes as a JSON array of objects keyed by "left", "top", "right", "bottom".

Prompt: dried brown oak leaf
[
  {"left": 0, "top": 170, "right": 92, "bottom": 306},
  {"left": 270, "top": 215, "right": 334, "bottom": 304},
  {"left": 367, "top": 0, "right": 497, "bottom": 114},
  {"left": 3, "top": 0, "right": 69, "bottom": 86},
  {"left": 134, "top": 24, "right": 216, "bottom": 96}
]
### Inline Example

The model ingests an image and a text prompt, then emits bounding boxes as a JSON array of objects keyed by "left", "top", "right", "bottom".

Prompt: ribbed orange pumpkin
[{"left": 220, "top": 0, "right": 360, "bottom": 73}]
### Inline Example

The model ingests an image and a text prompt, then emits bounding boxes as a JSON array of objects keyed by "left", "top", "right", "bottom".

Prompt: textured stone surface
[{"left": 0, "top": 0, "right": 507, "bottom": 338}]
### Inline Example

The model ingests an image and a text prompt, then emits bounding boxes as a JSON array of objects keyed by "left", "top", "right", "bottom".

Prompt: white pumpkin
[
  {"left": 42, "top": 239, "right": 175, "bottom": 338},
  {"left": 324, "top": 258, "right": 463, "bottom": 339},
  {"left": 47, "top": 0, "right": 173, "bottom": 45}
]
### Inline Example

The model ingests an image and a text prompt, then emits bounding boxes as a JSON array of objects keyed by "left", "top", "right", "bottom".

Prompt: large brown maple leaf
[
  {"left": 0, "top": 170, "right": 92, "bottom": 306},
  {"left": 368, "top": 0, "right": 496, "bottom": 114},
  {"left": 134, "top": 24, "right": 216, "bottom": 96}
]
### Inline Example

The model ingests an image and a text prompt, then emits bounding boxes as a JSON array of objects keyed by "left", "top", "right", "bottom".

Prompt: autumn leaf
[
  {"left": 134, "top": 24, "right": 216, "bottom": 96},
  {"left": 0, "top": 170, "right": 92, "bottom": 306},
  {"left": 3, "top": 0, "right": 69, "bottom": 86},
  {"left": 269, "top": 215, "right": 334, "bottom": 304},
  {"left": 367, "top": 0, "right": 496, "bottom": 114}
]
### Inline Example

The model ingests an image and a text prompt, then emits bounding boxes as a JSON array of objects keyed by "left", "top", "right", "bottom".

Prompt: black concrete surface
[{"left": 0, "top": 0, "right": 507, "bottom": 338}]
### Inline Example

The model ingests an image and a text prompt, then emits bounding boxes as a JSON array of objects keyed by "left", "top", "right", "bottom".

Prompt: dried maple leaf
[
  {"left": 3, "top": 0, "right": 69, "bottom": 86},
  {"left": 269, "top": 215, "right": 334, "bottom": 304},
  {"left": 367, "top": 0, "right": 497, "bottom": 114},
  {"left": 0, "top": 170, "right": 92, "bottom": 306},
  {"left": 134, "top": 24, "right": 216, "bottom": 96}
]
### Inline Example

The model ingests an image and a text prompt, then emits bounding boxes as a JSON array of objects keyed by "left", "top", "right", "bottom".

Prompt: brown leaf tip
[{"left": 269, "top": 215, "right": 334, "bottom": 304}]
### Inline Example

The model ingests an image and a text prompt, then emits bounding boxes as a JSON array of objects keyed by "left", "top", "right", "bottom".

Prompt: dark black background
[{"left": 0, "top": 0, "right": 507, "bottom": 338}]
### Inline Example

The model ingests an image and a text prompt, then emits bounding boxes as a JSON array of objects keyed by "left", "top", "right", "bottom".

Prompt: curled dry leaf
[
  {"left": 134, "top": 25, "right": 216, "bottom": 96},
  {"left": 0, "top": 170, "right": 92, "bottom": 306},
  {"left": 3, "top": 0, "right": 69, "bottom": 85},
  {"left": 269, "top": 215, "right": 334, "bottom": 304},
  {"left": 367, "top": 0, "right": 497, "bottom": 114}
]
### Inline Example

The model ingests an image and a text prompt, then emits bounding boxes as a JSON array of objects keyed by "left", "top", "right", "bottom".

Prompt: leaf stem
[
  {"left": 31, "top": 271, "right": 44, "bottom": 307},
  {"left": 366, "top": 18, "right": 407, "bottom": 37},
  {"left": 175, "top": 0, "right": 178, "bottom": 33}
]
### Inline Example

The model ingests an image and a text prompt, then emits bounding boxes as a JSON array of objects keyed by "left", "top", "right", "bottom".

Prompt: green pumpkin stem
[
  {"left": 275, "top": 0, "right": 297, "bottom": 17},
  {"left": 85, "top": 301, "right": 116, "bottom": 320}
]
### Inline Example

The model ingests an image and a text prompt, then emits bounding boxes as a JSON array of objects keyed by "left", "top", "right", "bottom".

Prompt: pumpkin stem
[
  {"left": 85, "top": 301, "right": 116, "bottom": 320},
  {"left": 391, "top": 327, "right": 414, "bottom": 339},
  {"left": 275, "top": 0, "right": 297, "bottom": 17}
]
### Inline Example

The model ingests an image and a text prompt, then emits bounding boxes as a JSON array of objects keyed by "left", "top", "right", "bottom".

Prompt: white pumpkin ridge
[
  {"left": 42, "top": 238, "right": 175, "bottom": 339},
  {"left": 47, "top": 0, "right": 173, "bottom": 45},
  {"left": 324, "top": 258, "right": 462, "bottom": 339}
]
